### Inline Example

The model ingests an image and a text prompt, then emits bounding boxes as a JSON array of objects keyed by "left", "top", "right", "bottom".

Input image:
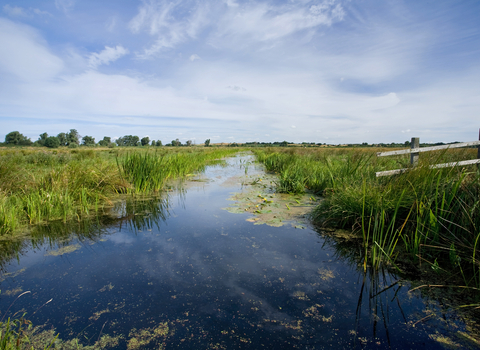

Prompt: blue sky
[{"left": 0, "top": 0, "right": 479, "bottom": 144}]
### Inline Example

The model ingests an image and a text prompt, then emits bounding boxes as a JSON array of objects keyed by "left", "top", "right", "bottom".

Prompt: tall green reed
[
  {"left": 0, "top": 148, "right": 240, "bottom": 235},
  {"left": 118, "top": 149, "right": 239, "bottom": 193},
  {"left": 255, "top": 147, "right": 480, "bottom": 289}
]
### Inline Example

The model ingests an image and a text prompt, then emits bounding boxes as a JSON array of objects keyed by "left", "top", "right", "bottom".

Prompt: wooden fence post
[
  {"left": 478, "top": 128, "right": 480, "bottom": 171},
  {"left": 478, "top": 128, "right": 480, "bottom": 160},
  {"left": 411, "top": 137, "right": 419, "bottom": 166}
]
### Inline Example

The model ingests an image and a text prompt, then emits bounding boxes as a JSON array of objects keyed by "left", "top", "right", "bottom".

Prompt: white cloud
[
  {"left": 0, "top": 18, "right": 64, "bottom": 81},
  {"left": 129, "top": 0, "right": 209, "bottom": 58},
  {"left": 189, "top": 54, "right": 200, "bottom": 62},
  {"left": 212, "top": 0, "right": 345, "bottom": 48},
  {"left": 1, "top": 3, "right": 480, "bottom": 144},
  {"left": 88, "top": 46, "right": 129, "bottom": 69},
  {"left": 3, "top": 5, "right": 53, "bottom": 18},
  {"left": 226, "top": 85, "right": 246, "bottom": 92},
  {"left": 224, "top": 0, "right": 238, "bottom": 8},
  {"left": 55, "top": 0, "right": 75, "bottom": 14},
  {"left": 129, "top": 0, "right": 345, "bottom": 58},
  {"left": 3, "top": 5, "right": 28, "bottom": 17},
  {"left": 32, "top": 8, "right": 52, "bottom": 16},
  {"left": 106, "top": 17, "right": 117, "bottom": 32}
]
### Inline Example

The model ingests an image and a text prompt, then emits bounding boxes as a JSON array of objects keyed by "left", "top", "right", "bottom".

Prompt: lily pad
[{"left": 222, "top": 171, "right": 320, "bottom": 227}]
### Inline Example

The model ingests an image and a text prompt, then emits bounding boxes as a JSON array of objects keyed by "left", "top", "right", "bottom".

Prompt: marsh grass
[
  {"left": 118, "top": 148, "right": 238, "bottom": 193},
  {"left": 0, "top": 147, "right": 240, "bottom": 236},
  {"left": 254, "top": 147, "right": 480, "bottom": 290}
]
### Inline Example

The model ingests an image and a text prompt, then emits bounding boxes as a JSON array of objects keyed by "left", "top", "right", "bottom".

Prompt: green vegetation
[
  {"left": 0, "top": 312, "right": 121, "bottom": 349},
  {"left": 0, "top": 147, "right": 239, "bottom": 236},
  {"left": 254, "top": 147, "right": 480, "bottom": 290},
  {"left": 81, "top": 136, "right": 95, "bottom": 147},
  {"left": 118, "top": 148, "right": 238, "bottom": 193},
  {"left": 4, "top": 132, "right": 32, "bottom": 146},
  {"left": 44, "top": 137, "right": 60, "bottom": 149}
]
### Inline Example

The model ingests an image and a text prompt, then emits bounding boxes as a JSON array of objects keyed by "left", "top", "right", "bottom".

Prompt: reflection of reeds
[
  {"left": 0, "top": 148, "right": 238, "bottom": 235},
  {"left": 0, "top": 194, "right": 171, "bottom": 273},
  {"left": 255, "top": 147, "right": 480, "bottom": 291}
]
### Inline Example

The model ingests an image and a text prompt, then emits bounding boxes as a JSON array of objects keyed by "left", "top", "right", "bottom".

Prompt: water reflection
[
  {"left": 0, "top": 155, "right": 474, "bottom": 349},
  {"left": 0, "top": 194, "right": 171, "bottom": 273}
]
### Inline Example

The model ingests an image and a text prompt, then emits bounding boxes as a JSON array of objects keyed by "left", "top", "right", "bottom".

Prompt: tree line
[{"left": 3, "top": 131, "right": 213, "bottom": 148}]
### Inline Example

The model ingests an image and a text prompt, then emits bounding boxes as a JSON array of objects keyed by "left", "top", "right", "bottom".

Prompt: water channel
[{"left": 0, "top": 153, "right": 476, "bottom": 349}]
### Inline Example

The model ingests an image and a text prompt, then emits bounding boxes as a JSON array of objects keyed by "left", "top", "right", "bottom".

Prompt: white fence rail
[{"left": 375, "top": 131, "right": 480, "bottom": 177}]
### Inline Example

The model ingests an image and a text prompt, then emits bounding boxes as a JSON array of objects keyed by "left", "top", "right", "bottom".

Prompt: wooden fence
[{"left": 375, "top": 130, "right": 480, "bottom": 177}]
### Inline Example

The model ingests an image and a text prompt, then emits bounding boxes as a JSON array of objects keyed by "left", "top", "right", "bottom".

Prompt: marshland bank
[
  {"left": 0, "top": 147, "right": 480, "bottom": 348},
  {"left": 254, "top": 147, "right": 480, "bottom": 312},
  {"left": 1, "top": 145, "right": 480, "bottom": 292},
  {"left": 0, "top": 147, "right": 240, "bottom": 236}
]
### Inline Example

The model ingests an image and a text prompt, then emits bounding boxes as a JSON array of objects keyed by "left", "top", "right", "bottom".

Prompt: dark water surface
[{"left": 0, "top": 154, "right": 475, "bottom": 349}]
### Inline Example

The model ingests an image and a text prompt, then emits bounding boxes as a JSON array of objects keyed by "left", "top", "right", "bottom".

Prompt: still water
[{"left": 0, "top": 154, "right": 475, "bottom": 349}]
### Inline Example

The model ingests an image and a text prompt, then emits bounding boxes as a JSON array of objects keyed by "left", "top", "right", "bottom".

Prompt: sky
[{"left": 0, "top": 0, "right": 479, "bottom": 145}]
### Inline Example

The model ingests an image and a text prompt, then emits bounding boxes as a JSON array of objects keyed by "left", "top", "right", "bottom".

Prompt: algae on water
[
  {"left": 223, "top": 173, "right": 319, "bottom": 227},
  {"left": 45, "top": 243, "right": 81, "bottom": 256}
]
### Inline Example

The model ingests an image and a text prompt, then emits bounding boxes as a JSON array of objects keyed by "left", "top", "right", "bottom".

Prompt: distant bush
[{"left": 45, "top": 136, "right": 60, "bottom": 148}]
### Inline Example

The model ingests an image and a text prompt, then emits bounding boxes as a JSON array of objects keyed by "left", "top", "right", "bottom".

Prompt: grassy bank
[
  {"left": 0, "top": 147, "right": 239, "bottom": 236},
  {"left": 254, "top": 147, "right": 480, "bottom": 290}
]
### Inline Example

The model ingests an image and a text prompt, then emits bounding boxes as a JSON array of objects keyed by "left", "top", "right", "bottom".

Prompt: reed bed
[
  {"left": 0, "top": 148, "right": 238, "bottom": 236},
  {"left": 254, "top": 147, "right": 480, "bottom": 289},
  {"left": 118, "top": 148, "right": 237, "bottom": 193}
]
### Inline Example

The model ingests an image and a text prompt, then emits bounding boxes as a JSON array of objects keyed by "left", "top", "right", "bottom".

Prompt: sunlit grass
[
  {"left": 0, "top": 147, "right": 240, "bottom": 235},
  {"left": 254, "top": 147, "right": 480, "bottom": 289}
]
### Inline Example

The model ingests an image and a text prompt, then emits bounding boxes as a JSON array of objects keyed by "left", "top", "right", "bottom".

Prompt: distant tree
[
  {"left": 5, "top": 131, "right": 22, "bottom": 144},
  {"left": 82, "top": 135, "right": 95, "bottom": 146},
  {"left": 37, "top": 132, "right": 49, "bottom": 146},
  {"left": 67, "top": 129, "right": 80, "bottom": 146},
  {"left": 57, "top": 132, "right": 67, "bottom": 146},
  {"left": 98, "top": 136, "right": 111, "bottom": 147},
  {"left": 171, "top": 139, "right": 181, "bottom": 146},
  {"left": 156, "top": 140, "right": 162, "bottom": 147},
  {"left": 151, "top": 140, "right": 156, "bottom": 146},
  {"left": 204, "top": 139, "right": 210, "bottom": 147},
  {"left": 186, "top": 140, "right": 192, "bottom": 146},
  {"left": 115, "top": 137, "right": 124, "bottom": 146},
  {"left": 141, "top": 136, "right": 150, "bottom": 146},
  {"left": 116, "top": 135, "right": 139, "bottom": 146},
  {"left": 280, "top": 141, "right": 288, "bottom": 147},
  {"left": 129, "top": 135, "right": 139, "bottom": 146},
  {"left": 44, "top": 136, "right": 60, "bottom": 148},
  {"left": 5, "top": 131, "right": 32, "bottom": 145}
]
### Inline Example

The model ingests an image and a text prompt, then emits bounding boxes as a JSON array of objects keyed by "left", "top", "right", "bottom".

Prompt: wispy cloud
[
  {"left": 214, "top": 0, "right": 345, "bottom": 45},
  {"left": 226, "top": 85, "right": 246, "bottom": 92},
  {"left": 55, "top": 0, "right": 75, "bottom": 14},
  {"left": 3, "top": 4, "right": 52, "bottom": 18},
  {"left": 0, "top": 18, "right": 63, "bottom": 81},
  {"left": 189, "top": 54, "right": 200, "bottom": 62},
  {"left": 88, "top": 46, "right": 129, "bottom": 69},
  {"left": 32, "top": 8, "right": 52, "bottom": 16},
  {"left": 129, "top": 0, "right": 345, "bottom": 58},
  {"left": 105, "top": 17, "right": 117, "bottom": 33},
  {"left": 1, "top": 1, "right": 479, "bottom": 144},
  {"left": 129, "top": 0, "right": 209, "bottom": 58},
  {"left": 3, "top": 4, "right": 28, "bottom": 17}
]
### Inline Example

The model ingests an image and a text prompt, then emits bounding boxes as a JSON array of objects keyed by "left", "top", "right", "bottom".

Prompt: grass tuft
[{"left": 255, "top": 147, "right": 480, "bottom": 289}]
